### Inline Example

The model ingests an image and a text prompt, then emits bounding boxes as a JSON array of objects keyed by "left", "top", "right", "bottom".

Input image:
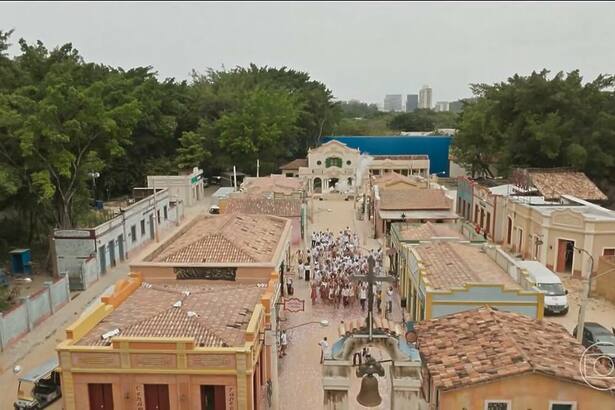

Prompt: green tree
[
  {"left": 0, "top": 37, "right": 141, "bottom": 228},
  {"left": 453, "top": 70, "right": 615, "bottom": 186},
  {"left": 216, "top": 86, "right": 300, "bottom": 174},
  {"left": 339, "top": 100, "right": 380, "bottom": 118}
]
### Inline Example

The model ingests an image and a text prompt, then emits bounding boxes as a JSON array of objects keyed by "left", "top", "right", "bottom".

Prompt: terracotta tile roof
[
  {"left": 223, "top": 196, "right": 301, "bottom": 217},
  {"left": 373, "top": 172, "right": 425, "bottom": 189},
  {"left": 517, "top": 168, "right": 607, "bottom": 201},
  {"left": 149, "top": 214, "right": 287, "bottom": 264},
  {"left": 379, "top": 189, "right": 452, "bottom": 211},
  {"left": 397, "top": 222, "right": 464, "bottom": 241},
  {"left": 241, "top": 175, "right": 305, "bottom": 194},
  {"left": 280, "top": 158, "right": 308, "bottom": 170},
  {"left": 416, "top": 307, "right": 615, "bottom": 392},
  {"left": 78, "top": 283, "right": 265, "bottom": 347},
  {"left": 413, "top": 242, "right": 520, "bottom": 290}
]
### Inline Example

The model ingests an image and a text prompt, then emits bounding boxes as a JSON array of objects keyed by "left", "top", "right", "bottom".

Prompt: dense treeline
[
  {"left": 453, "top": 70, "right": 615, "bottom": 203},
  {"left": 387, "top": 109, "right": 458, "bottom": 132},
  {"left": 0, "top": 31, "right": 340, "bottom": 257}
]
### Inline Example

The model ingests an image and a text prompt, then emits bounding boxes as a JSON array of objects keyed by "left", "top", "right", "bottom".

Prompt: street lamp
[
  {"left": 575, "top": 246, "right": 594, "bottom": 343},
  {"left": 88, "top": 171, "right": 100, "bottom": 201},
  {"left": 283, "top": 320, "right": 329, "bottom": 331}
]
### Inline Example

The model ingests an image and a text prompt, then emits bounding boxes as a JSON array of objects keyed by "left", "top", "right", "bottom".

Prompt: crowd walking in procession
[{"left": 294, "top": 228, "right": 392, "bottom": 316}]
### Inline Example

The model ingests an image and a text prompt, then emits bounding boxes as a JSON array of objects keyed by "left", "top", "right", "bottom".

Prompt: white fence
[{"left": 0, "top": 273, "right": 71, "bottom": 351}]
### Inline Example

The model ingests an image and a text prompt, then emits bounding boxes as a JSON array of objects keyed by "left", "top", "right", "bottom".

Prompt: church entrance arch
[{"left": 313, "top": 177, "right": 322, "bottom": 193}]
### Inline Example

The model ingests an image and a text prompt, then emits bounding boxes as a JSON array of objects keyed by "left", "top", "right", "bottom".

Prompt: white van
[{"left": 517, "top": 261, "right": 569, "bottom": 315}]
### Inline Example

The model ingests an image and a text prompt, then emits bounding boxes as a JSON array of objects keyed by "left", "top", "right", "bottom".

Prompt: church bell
[{"left": 356, "top": 373, "right": 382, "bottom": 407}]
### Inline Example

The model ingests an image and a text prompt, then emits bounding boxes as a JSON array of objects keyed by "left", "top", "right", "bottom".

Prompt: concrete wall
[
  {"left": 147, "top": 169, "right": 204, "bottom": 207},
  {"left": 0, "top": 273, "right": 70, "bottom": 350},
  {"left": 437, "top": 372, "right": 615, "bottom": 410},
  {"left": 430, "top": 285, "right": 541, "bottom": 319},
  {"left": 595, "top": 256, "right": 615, "bottom": 302},
  {"left": 55, "top": 190, "right": 173, "bottom": 290},
  {"left": 500, "top": 199, "right": 615, "bottom": 277}
]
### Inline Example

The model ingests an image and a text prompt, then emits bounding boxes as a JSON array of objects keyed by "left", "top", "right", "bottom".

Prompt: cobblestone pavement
[{"left": 279, "top": 195, "right": 402, "bottom": 410}]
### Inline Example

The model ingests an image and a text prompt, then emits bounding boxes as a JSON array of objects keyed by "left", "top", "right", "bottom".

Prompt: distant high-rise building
[
  {"left": 449, "top": 100, "right": 464, "bottom": 114},
  {"left": 405, "top": 94, "right": 418, "bottom": 112},
  {"left": 435, "top": 101, "right": 449, "bottom": 112},
  {"left": 419, "top": 85, "right": 432, "bottom": 109},
  {"left": 384, "top": 94, "right": 403, "bottom": 112}
]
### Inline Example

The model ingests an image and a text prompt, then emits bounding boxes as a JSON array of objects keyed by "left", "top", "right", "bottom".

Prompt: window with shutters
[{"left": 325, "top": 157, "right": 343, "bottom": 168}]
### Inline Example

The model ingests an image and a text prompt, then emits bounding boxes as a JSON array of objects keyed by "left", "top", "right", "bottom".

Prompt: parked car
[
  {"left": 210, "top": 176, "right": 222, "bottom": 185},
  {"left": 14, "top": 358, "right": 61, "bottom": 410},
  {"left": 208, "top": 205, "right": 220, "bottom": 214},
  {"left": 517, "top": 261, "right": 569, "bottom": 315},
  {"left": 573, "top": 322, "right": 615, "bottom": 358}
]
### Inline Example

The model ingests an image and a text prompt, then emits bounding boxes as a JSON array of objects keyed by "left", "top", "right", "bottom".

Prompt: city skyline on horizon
[{"left": 2, "top": 3, "right": 615, "bottom": 104}]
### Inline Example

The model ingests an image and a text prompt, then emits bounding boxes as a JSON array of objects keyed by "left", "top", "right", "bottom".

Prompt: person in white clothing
[
  {"left": 298, "top": 262, "right": 305, "bottom": 280},
  {"left": 318, "top": 337, "right": 329, "bottom": 364},
  {"left": 280, "top": 330, "right": 288, "bottom": 357}
]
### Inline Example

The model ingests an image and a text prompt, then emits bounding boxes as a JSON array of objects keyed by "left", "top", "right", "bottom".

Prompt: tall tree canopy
[
  {"left": 388, "top": 109, "right": 458, "bottom": 132},
  {"left": 0, "top": 32, "right": 341, "bottom": 255},
  {"left": 453, "top": 70, "right": 615, "bottom": 187}
]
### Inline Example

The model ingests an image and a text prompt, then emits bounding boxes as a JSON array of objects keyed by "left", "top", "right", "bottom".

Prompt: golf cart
[
  {"left": 14, "top": 358, "right": 61, "bottom": 410},
  {"left": 209, "top": 205, "right": 220, "bottom": 214}
]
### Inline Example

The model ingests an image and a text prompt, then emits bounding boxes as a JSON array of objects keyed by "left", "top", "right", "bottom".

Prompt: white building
[
  {"left": 435, "top": 101, "right": 449, "bottom": 112},
  {"left": 299, "top": 140, "right": 361, "bottom": 193},
  {"left": 147, "top": 167, "right": 205, "bottom": 208},
  {"left": 54, "top": 188, "right": 176, "bottom": 290},
  {"left": 419, "top": 85, "right": 433, "bottom": 109},
  {"left": 384, "top": 94, "right": 403, "bottom": 112}
]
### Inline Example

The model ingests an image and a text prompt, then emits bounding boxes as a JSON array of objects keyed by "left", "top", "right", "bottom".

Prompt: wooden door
[
  {"left": 200, "top": 385, "right": 226, "bottom": 410},
  {"left": 556, "top": 240, "right": 568, "bottom": 272},
  {"left": 144, "top": 384, "right": 170, "bottom": 410},
  {"left": 88, "top": 383, "right": 114, "bottom": 410},
  {"left": 506, "top": 218, "right": 512, "bottom": 244}
]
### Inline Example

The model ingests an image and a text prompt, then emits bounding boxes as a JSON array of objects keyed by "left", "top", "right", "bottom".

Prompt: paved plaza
[{"left": 278, "top": 195, "right": 403, "bottom": 410}]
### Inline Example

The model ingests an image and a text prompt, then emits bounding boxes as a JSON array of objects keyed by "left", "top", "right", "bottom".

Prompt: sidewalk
[{"left": 0, "top": 196, "right": 212, "bottom": 409}]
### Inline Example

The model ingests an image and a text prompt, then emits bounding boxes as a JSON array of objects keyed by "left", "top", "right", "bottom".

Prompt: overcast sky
[{"left": 2, "top": 2, "right": 615, "bottom": 104}]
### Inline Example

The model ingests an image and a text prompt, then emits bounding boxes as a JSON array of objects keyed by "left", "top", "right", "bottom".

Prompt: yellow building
[
  {"left": 499, "top": 194, "right": 615, "bottom": 277},
  {"left": 391, "top": 223, "right": 544, "bottom": 321},
  {"left": 416, "top": 307, "right": 615, "bottom": 409},
  {"left": 57, "top": 271, "right": 280, "bottom": 410}
]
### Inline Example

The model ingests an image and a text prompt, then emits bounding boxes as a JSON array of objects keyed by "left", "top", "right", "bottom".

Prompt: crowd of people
[{"left": 293, "top": 228, "right": 394, "bottom": 315}]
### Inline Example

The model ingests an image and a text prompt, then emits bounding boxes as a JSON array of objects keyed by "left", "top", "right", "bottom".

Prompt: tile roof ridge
[
  {"left": 192, "top": 314, "right": 233, "bottom": 347},
  {"left": 119, "top": 305, "right": 184, "bottom": 335},
  {"left": 490, "top": 309, "right": 535, "bottom": 370},
  {"left": 215, "top": 232, "right": 258, "bottom": 262},
  {"left": 444, "top": 242, "right": 480, "bottom": 282}
]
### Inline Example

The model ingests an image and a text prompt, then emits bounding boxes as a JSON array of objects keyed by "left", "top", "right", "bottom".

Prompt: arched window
[{"left": 325, "top": 157, "right": 343, "bottom": 168}]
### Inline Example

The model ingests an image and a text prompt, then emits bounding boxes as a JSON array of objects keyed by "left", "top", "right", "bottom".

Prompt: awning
[
  {"left": 19, "top": 357, "right": 59, "bottom": 382},
  {"left": 378, "top": 210, "right": 459, "bottom": 220}
]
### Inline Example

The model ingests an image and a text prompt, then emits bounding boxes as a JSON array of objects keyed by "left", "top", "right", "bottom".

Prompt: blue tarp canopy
[{"left": 322, "top": 135, "right": 452, "bottom": 177}]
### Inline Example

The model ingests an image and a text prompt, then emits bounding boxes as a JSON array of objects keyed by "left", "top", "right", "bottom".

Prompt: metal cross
[{"left": 352, "top": 253, "right": 395, "bottom": 341}]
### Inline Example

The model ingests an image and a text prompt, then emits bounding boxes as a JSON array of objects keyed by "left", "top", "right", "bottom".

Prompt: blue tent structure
[{"left": 322, "top": 135, "right": 452, "bottom": 177}]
